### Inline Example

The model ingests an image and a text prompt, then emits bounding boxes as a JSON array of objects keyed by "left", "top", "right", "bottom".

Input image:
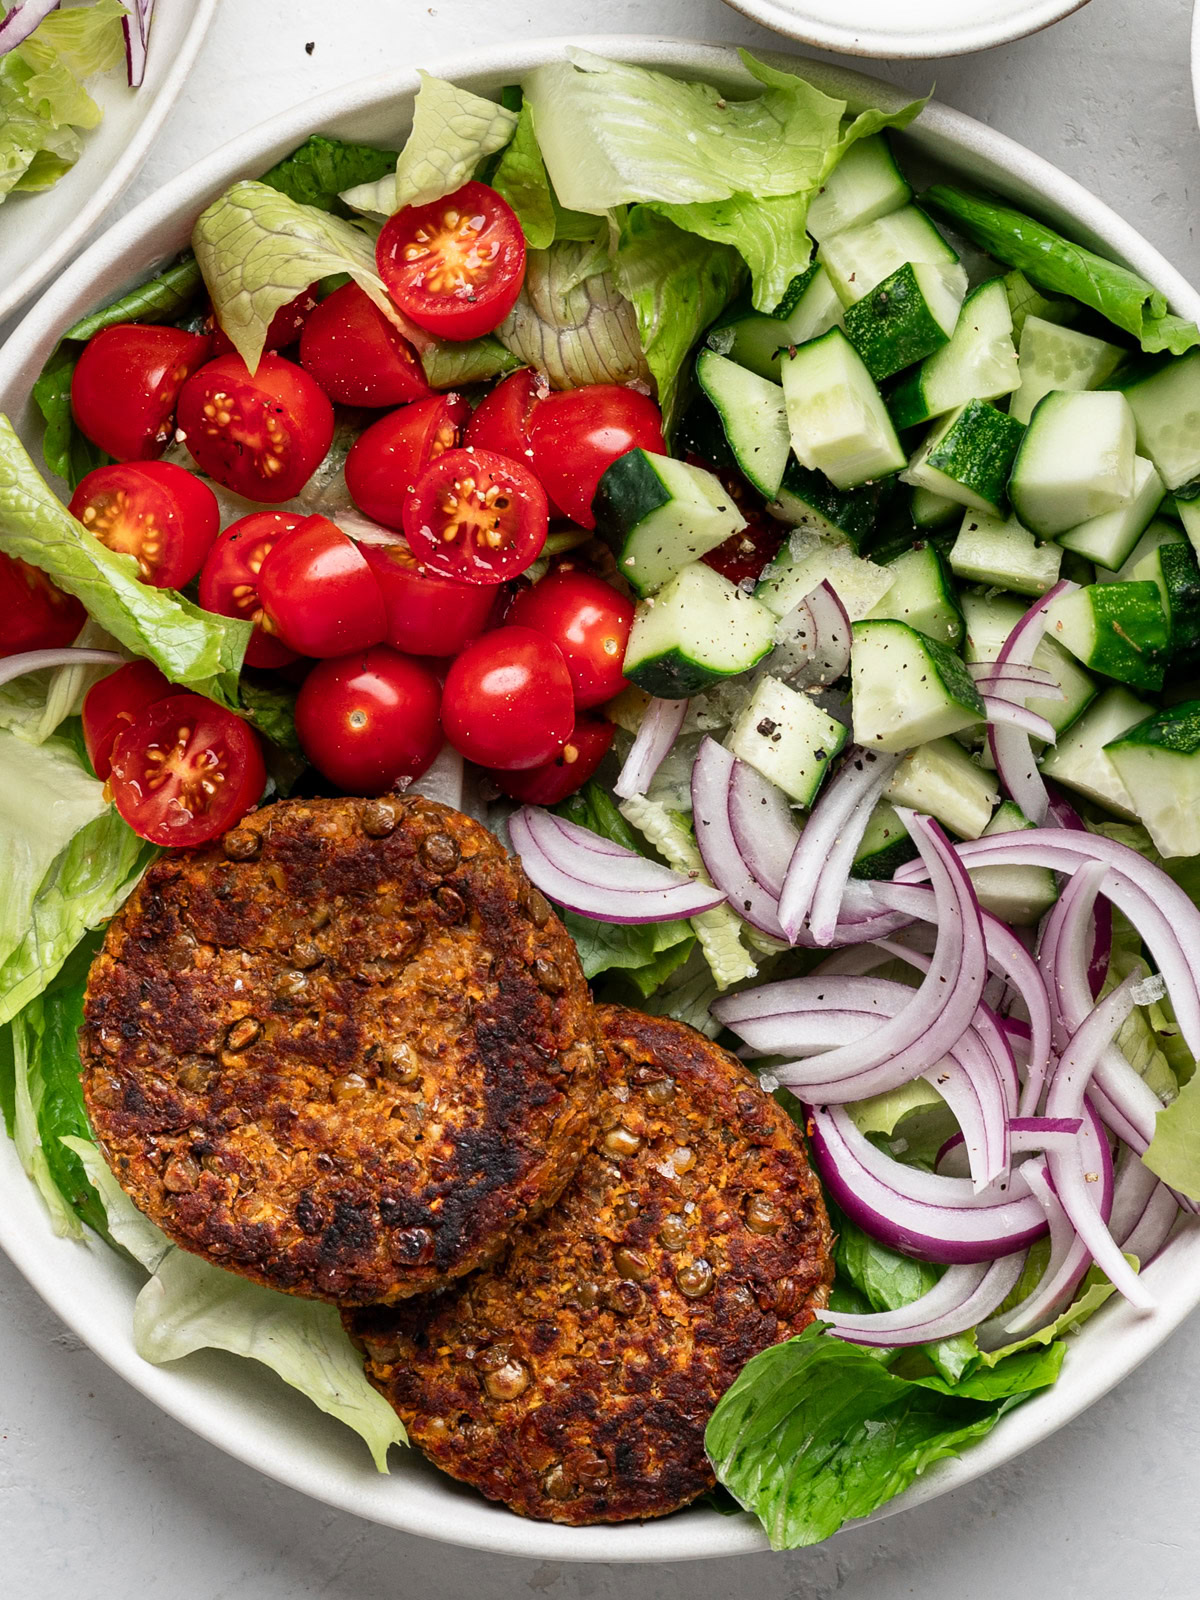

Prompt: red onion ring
[
  {"left": 987, "top": 578, "right": 1079, "bottom": 825},
  {"left": 691, "top": 740, "right": 786, "bottom": 939},
  {"left": 801, "top": 580, "right": 852, "bottom": 686},
  {"left": 987, "top": 1158, "right": 1092, "bottom": 1339},
  {"left": 727, "top": 760, "right": 799, "bottom": 897},
  {"left": 982, "top": 695, "right": 1057, "bottom": 745},
  {"left": 0, "top": 647, "right": 122, "bottom": 688},
  {"left": 823, "top": 1251, "right": 1027, "bottom": 1347},
  {"left": 613, "top": 696, "right": 688, "bottom": 800},
  {"left": 0, "top": 0, "right": 59, "bottom": 54},
  {"left": 969, "top": 662, "right": 1062, "bottom": 695}
]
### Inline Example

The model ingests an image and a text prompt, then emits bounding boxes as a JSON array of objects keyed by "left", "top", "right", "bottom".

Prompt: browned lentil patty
[
  {"left": 80, "top": 795, "right": 599, "bottom": 1305},
  {"left": 345, "top": 1005, "right": 833, "bottom": 1524}
]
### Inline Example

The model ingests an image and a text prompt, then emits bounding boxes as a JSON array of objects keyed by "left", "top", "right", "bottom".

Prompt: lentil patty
[
  {"left": 346, "top": 1005, "right": 833, "bottom": 1524},
  {"left": 80, "top": 795, "right": 599, "bottom": 1304}
]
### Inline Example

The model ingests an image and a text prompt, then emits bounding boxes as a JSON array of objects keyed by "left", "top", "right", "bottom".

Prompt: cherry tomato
[
  {"left": 198, "top": 511, "right": 304, "bottom": 669},
  {"left": 256, "top": 514, "right": 387, "bottom": 658},
  {"left": 377, "top": 181, "right": 526, "bottom": 342},
  {"left": 529, "top": 386, "right": 666, "bottom": 529},
  {"left": 345, "top": 393, "right": 470, "bottom": 529},
  {"left": 404, "top": 446, "right": 547, "bottom": 586},
  {"left": 71, "top": 325, "right": 212, "bottom": 461},
  {"left": 69, "top": 461, "right": 219, "bottom": 590},
  {"left": 298, "top": 281, "right": 432, "bottom": 408},
  {"left": 176, "top": 352, "right": 334, "bottom": 503},
  {"left": 464, "top": 367, "right": 573, "bottom": 520},
  {"left": 441, "top": 626, "right": 574, "bottom": 771},
  {"left": 488, "top": 714, "right": 615, "bottom": 804},
  {"left": 295, "top": 645, "right": 443, "bottom": 795},
  {"left": 360, "top": 539, "right": 495, "bottom": 658},
  {"left": 506, "top": 571, "right": 633, "bottom": 709},
  {"left": 0, "top": 553, "right": 85, "bottom": 657},
  {"left": 81, "top": 660, "right": 173, "bottom": 780},
  {"left": 701, "top": 514, "right": 785, "bottom": 589},
  {"left": 207, "top": 288, "right": 318, "bottom": 359},
  {"left": 109, "top": 693, "right": 266, "bottom": 847}
]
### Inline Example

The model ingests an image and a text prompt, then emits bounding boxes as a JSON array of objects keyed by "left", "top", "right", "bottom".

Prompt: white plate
[
  {"left": 0, "top": 0, "right": 217, "bottom": 324},
  {"left": 1, "top": 34, "right": 1199, "bottom": 1567},
  {"left": 718, "top": 0, "right": 1090, "bottom": 59}
]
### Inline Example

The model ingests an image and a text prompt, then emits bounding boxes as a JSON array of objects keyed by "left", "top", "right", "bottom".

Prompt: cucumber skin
[
  {"left": 625, "top": 648, "right": 756, "bottom": 699},
  {"left": 843, "top": 263, "right": 951, "bottom": 383},
  {"left": 1057, "top": 581, "right": 1169, "bottom": 693},
  {"left": 1160, "top": 542, "right": 1200, "bottom": 672},
  {"left": 1110, "top": 699, "right": 1200, "bottom": 755},
  {"left": 849, "top": 831, "right": 920, "bottom": 879},
  {"left": 593, "top": 449, "right": 671, "bottom": 548},
  {"left": 927, "top": 400, "right": 1025, "bottom": 513},
  {"left": 770, "top": 460, "right": 889, "bottom": 551}
]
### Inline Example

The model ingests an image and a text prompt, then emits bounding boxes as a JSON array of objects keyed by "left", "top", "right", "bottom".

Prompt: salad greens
[
  {"left": 498, "top": 238, "right": 650, "bottom": 392},
  {"left": 258, "top": 133, "right": 400, "bottom": 218}
]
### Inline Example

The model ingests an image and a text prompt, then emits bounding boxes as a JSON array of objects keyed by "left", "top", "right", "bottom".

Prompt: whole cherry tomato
[
  {"left": 345, "top": 393, "right": 470, "bottom": 529},
  {"left": 176, "top": 352, "right": 334, "bottom": 503},
  {"left": 256, "top": 514, "right": 387, "bottom": 658},
  {"left": 360, "top": 539, "right": 495, "bottom": 658},
  {"left": 294, "top": 645, "right": 443, "bottom": 795},
  {"left": 299, "top": 281, "right": 432, "bottom": 407},
  {"left": 441, "top": 626, "right": 574, "bottom": 771},
  {"left": 198, "top": 511, "right": 305, "bottom": 669},
  {"left": 69, "top": 460, "right": 219, "bottom": 589},
  {"left": 506, "top": 570, "right": 633, "bottom": 708},
  {"left": 529, "top": 386, "right": 666, "bottom": 528},
  {"left": 403, "top": 446, "right": 547, "bottom": 585},
  {"left": 487, "top": 714, "right": 615, "bottom": 804},
  {"left": 207, "top": 288, "right": 318, "bottom": 359},
  {"left": 109, "top": 693, "right": 266, "bottom": 847},
  {"left": 0, "top": 553, "right": 84, "bottom": 656},
  {"left": 464, "top": 367, "right": 569, "bottom": 520},
  {"left": 376, "top": 181, "right": 526, "bottom": 342},
  {"left": 81, "top": 660, "right": 173, "bottom": 780},
  {"left": 71, "top": 325, "right": 211, "bottom": 461}
]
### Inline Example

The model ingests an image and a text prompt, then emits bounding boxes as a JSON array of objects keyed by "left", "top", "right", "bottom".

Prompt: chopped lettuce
[
  {"left": 339, "top": 71, "right": 516, "bottom": 216},
  {"left": 419, "top": 335, "right": 521, "bottom": 388},
  {"left": 1145, "top": 1072, "right": 1200, "bottom": 1198},
  {"left": 925, "top": 185, "right": 1200, "bottom": 357},
  {"left": 64, "top": 1137, "right": 408, "bottom": 1471},
  {"left": 490, "top": 100, "right": 602, "bottom": 251},
  {"left": 259, "top": 133, "right": 399, "bottom": 217},
  {"left": 0, "top": 417, "right": 249, "bottom": 699},
  {"left": 497, "top": 239, "right": 649, "bottom": 391},
  {"left": 978, "top": 1260, "right": 1121, "bottom": 1366}
]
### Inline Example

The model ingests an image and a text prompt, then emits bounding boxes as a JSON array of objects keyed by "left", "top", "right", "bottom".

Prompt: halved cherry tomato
[
  {"left": 177, "top": 352, "right": 334, "bottom": 503},
  {"left": 109, "top": 692, "right": 266, "bottom": 847},
  {"left": 404, "top": 446, "right": 547, "bottom": 586},
  {"left": 529, "top": 386, "right": 666, "bottom": 528},
  {"left": 207, "top": 288, "right": 318, "bottom": 359},
  {"left": 256, "top": 514, "right": 387, "bottom": 658},
  {"left": 0, "top": 553, "right": 85, "bottom": 657},
  {"left": 71, "top": 325, "right": 212, "bottom": 461},
  {"left": 488, "top": 714, "right": 615, "bottom": 804},
  {"left": 69, "top": 461, "right": 220, "bottom": 589},
  {"left": 701, "top": 514, "right": 785, "bottom": 588},
  {"left": 377, "top": 181, "right": 526, "bottom": 342},
  {"left": 464, "top": 367, "right": 571, "bottom": 520},
  {"left": 506, "top": 570, "right": 633, "bottom": 709},
  {"left": 299, "top": 281, "right": 432, "bottom": 408},
  {"left": 345, "top": 393, "right": 470, "bottom": 529},
  {"left": 441, "top": 626, "right": 574, "bottom": 771},
  {"left": 360, "top": 539, "right": 495, "bottom": 658},
  {"left": 295, "top": 645, "right": 443, "bottom": 795},
  {"left": 198, "top": 512, "right": 305, "bottom": 669},
  {"left": 81, "top": 660, "right": 173, "bottom": 780}
]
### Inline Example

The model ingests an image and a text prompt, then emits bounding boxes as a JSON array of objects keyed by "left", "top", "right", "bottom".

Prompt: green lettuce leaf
[
  {"left": 259, "top": 133, "right": 399, "bottom": 216},
  {"left": 977, "top": 1260, "right": 1121, "bottom": 1366},
  {"left": 490, "top": 100, "right": 556, "bottom": 249},
  {"left": 912, "top": 1341, "right": 1065, "bottom": 1399},
  {"left": 339, "top": 71, "right": 516, "bottom": 216},
  {"left": 1145, "top": 1071, "right": 1200, "bottom": 1198},
  {"left": 0, "top": 416, "right": 249, "bottom": 698},
  {"left": 924, "top": 185, "right": 1200, "bottom": 357},
  {"left": 63, "top": 1137, "right": 407, "bottom": 1471},
  {"left": 419, "top": 334, "right": 521, "bottom": 389},
  {"left": 497, "top": 239, "right": 650, "bottom": 391},
  {"left": 25, "top": 0, "right": 126, "bottom": 78}
]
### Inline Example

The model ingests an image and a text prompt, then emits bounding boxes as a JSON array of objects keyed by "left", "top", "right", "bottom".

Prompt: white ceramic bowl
[
  {"left": 0, "top": 0, "right": 217, "bottom": 325},
  {"left": 1, "top": 34, "right": 1199, "bottom": 1566},
  {"left": 717, "top": 0, "right": 1089, "bottom": 60}
]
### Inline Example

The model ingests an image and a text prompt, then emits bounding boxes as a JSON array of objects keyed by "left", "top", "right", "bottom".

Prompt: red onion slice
[
  {"left": 508, "top": 807, "right": 726, "bottom": 924},
  {"left": 802, "top": 580, "right": 852, "bottom": 685},
  {"left": 987, "top": 578, "right": 1078, "bottom": 825},
  {"left": 124, "top": 0, "right": 155, "bottom": 86},
  {"left": 987, "top": 1158, "right": 1092, "bottom": 1339},
  {"left": 969, "top": 662, "right": 1062, "bottom": 695},
  {"left": 0, "top": 647, "right": 123, "bottom": 688},
  {"left": 823, "top": 1252, "right": 1027, "bottom": 1347},
  {"left": 691, "top": 739, "right": 786, "bottom": 939},
  {"left": 982, "top": 695, "right": 1057, "bottom": 745},
  {"left": 0, "top": 0, "right": 59, "bottom": 54},
  {"left": 613, "top": 697, "right": 688, "bottom": 800},
  {"left": 727, "top": 761, "right": 799, "bottom": 897}
]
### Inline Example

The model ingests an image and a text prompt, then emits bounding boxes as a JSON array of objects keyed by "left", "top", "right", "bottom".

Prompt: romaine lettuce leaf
[
  {"left": 1145, "top": 1072, "right": 1200, "bottom": 1198},
  {"left": 0, "top": 417, "right": 249, "bottom": 698},
  {"left": 25, "top": 0, "right": 127, "bottom": 79},
  {"left": 419, "top": 334, "right": 521, "bottom": 389},
  {"left": 497, "top": 239, "right": 650, "bottom": 391},
  {"left": 977, "top": 1260, "right": 1121, "bottom": 1366},
  {"left": 259, "top": 133, "right": 399, "bottom": 217},
  {"left": 64, "top": 1136, "right": 408, "bottom": 1470},
  {"left": 490, "top": 100, "right": 603, "bottom": 252},
  {"left": 339, "top": 71, "right": 517, "bottom": 217},
  {"left": 11, "top": 1003, "right": 78, "bottom": 1236}
]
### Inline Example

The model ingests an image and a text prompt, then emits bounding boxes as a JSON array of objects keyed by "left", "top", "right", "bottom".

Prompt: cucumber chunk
[
  {"left": 756, "top": 535, "right": 895, "bottom": 622},
  {"left": 819, "top": 204, "right": 958, "bottom": 307},
  {"left": 806, "top": 135, "right": 912, "bottom": 242},
  {"left": 969, "top": 800, "right": 1057, "bottom": 924},
  {"left": 695, "top": 350, "right": 790, "bottom": 501},
  {"left": 863, "top": 543, "right": 964, "bottom": 646},
  {"left": 901, "top": 400, "right": 1025, "bottom": 516},
  {"left": 1039, "top": 686, "right": 1155, "bottom": 818},
  {"left": 779, "top": 328, "right": 906, "bottom": 491},
  {"left": 851, "top": 619, "right": 985, "bottom": 752},
  {"left": 1008, "top": 390, "right": 1137, "bottom": 538},
  {"left": 1118, "top": 352, "right": 1200, "bottom": 492},
  {"left": 849, "top": 801, "right": 920, "bottom": 879},
  {"left": 911, "top": 486, "right": 960, "bottom": 530},
  {"left": 884, "top": 736, "right": 999, "bottom": 838},
  {"left": 765, "top": 459, "right": 887, "bottom": 550},
  {"left": 1056, "top": 455, "right": 1165, "bottom": 571},
  {"left": 624, "top": 563, "right": 776, "bottom": 698},
  {"left": 960, "top": 590, "right": 1097, "bottom": 735},
  {"left": 888, "top": 278, "right": 1019, "bottom": 431},
  {"left": 1106, "top": 701, "right": 1200, "bottom": 857},
  {"left": 1009, "top": 316, "right": 1124, "bottom": 426},
  {"left": 1126, "top": 527, "right": 1200, "bottom": 667},
  {"left": 1045, "top": 581, "right": 1169, "bottom": 692},
  {"left": 843, "top": 261, "right": 968, "bottom": 383},
  {"left": 705, "top": 264, "right": 843, "bottom": 383},
  {"left": 949, "top": 510, "right": 1062, "bottom": 596},
  {"left": 594, "top": 450, "right": 746, "bottom": 598},
  {"left": 1176, "top": 495, "right": 1200, "bottom": 560},
  {"left": 726, "top": 675, "right": 847, "bottom": 807}
]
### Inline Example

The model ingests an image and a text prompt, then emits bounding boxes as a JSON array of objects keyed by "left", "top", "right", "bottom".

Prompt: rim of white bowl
[
  {"left": 1, "top": 34, "right": 1198, "bottom": 1566},
  {"left": 717, "top": 0, "right": 1091, "bottom": 59}
]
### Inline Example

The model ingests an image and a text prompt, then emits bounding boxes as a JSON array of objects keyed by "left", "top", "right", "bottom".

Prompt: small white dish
[
  {"left": 0, "top": 0, "right": 218, "bottom": 325},
  {"left": 0, "top": 34, "right": 1198, "bottom": 1567},
  {"left": 718, "top": 0, "right": 1090, "bottom": 60}
]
